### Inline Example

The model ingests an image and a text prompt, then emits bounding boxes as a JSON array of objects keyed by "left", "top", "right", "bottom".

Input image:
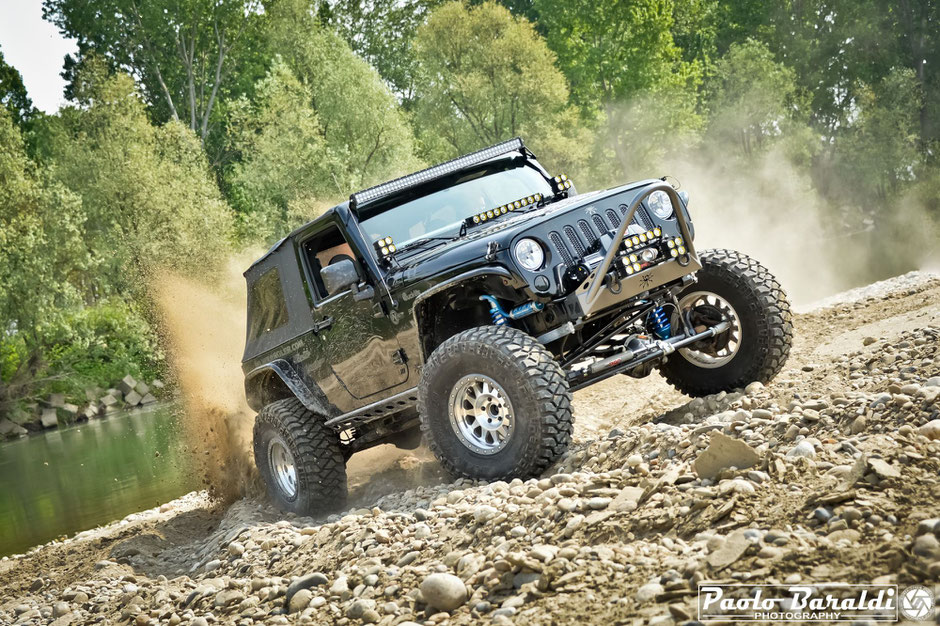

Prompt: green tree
[
  {"left": 225, "top": 59, "right": 336, "bottom": 241},
  {"left": 320, "top": 0, "right": 442, "bottom": 103},
  {"left": 0, "top": 48, "right": 34, "bottom": 127},
  {"left": 707, "top": 39, "right": 807, "bottom": 159},
  {"left": 265, "top": 0, "right": 421, "bottom": 193},
  {"left": 42, "top": 70, "right": 234, "bottom": 299},
  {"left": 532, "top": 0, "right": 702, "bottom": 178},
  {"left": 43, "top": 0, "right": 265, "bottom": 144},
  {"left": 411, "top": 1, "right": 590, "bottom": 173},
  {"left": 839, "top": 68, "right": 923, "bottom": 202},
  {"left": 0, "top": 109, "right": 86, "bottom": 412}
]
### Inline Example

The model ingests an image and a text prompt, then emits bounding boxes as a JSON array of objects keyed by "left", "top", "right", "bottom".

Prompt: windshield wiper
[{"left": 395, "top": 235, "right": 457, "bottom": 254}]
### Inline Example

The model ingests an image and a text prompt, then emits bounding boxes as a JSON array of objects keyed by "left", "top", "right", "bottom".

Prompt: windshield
[{"left": 359, "top": 165, "right": 552, "bottom": 250}]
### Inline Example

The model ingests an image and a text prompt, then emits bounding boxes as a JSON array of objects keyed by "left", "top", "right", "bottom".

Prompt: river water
[{"left": 0, "top": 405, "right": 198, "bottom": 557}]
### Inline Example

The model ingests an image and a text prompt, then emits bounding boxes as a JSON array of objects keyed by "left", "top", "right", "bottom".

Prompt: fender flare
[
  {"left": 244, "top": 359, "right": 337, "bottom": 417},
  {"left": 411, "top": 266, "right": 523, "bottom": 361}
]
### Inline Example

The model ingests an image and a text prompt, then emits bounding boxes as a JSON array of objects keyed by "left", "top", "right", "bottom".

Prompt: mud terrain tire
[
  {"left": 418, "top": 325, "right": 573, "bottom": 480},
  {"left": 660, "top": 248, "right": 792, "bottom": 396},
  {"left": 253, "top": 397, "right": 347, "bottom": 514}
]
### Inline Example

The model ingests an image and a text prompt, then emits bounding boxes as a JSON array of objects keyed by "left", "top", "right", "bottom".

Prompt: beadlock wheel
[
  {"left": 448, "top": 374, "right": 515, "bottom": 454},
  {"left": 677, "top": 290, "right": 743, "bottom": 368},
  {"left": 659, "top": 248, "right": 792, "bottom": 396},
  {"left": 418, "top": 325, "right": 573, "bottom": 480}
]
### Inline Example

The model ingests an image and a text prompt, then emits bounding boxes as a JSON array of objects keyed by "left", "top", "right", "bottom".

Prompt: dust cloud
[
  {"left": 656, "top": 149, "right": 937, "bottom": 305},
  {"left": 152, "top": 252, "right": 261, "bottom": 502}
]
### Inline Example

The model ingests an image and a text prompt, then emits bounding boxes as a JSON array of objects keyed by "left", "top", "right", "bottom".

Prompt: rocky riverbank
[
  {"left": 0, "top": 374, "right": 169, "bottom": 438},
  {"left": 1, "top": 271, "right": 939, "bottom": 625}
]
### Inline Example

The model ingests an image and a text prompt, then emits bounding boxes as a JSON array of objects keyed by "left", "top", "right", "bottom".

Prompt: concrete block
[
  {"left": 49, "top": 393, "right": 66, "bottom": 408},
  {"left": 0, "top": 418, "right": 27, "bottom": 437},
  {"left": 124, "top": 390, "right": 143, "bottom": 406},
  {"left": 117, "top": 375, "right": 137, "bottom": 395},
  {"left": 134, "top": 381, "right": 150, "bottom": 396},
  {"left": 140, "top": 393, "right": 157, "bottom": 405},
  {"left": 40, "top": 408, "right": 59, "bottom": 428}
]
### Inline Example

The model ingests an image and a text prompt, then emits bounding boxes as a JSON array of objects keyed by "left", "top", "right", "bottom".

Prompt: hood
[{"left": 387, "top": 180, "right": 658, "bottom": 286}]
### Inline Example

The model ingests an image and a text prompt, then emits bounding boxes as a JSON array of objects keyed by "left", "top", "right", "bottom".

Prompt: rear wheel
[
  {"left": 253, "top": 398, "right": 347, "bottom": 514},
  {"left": 418, "top": 325, "right": 573, "bottom": 480},
  {"left": 660, "top": 249, "right": 792, "bottom": 396}
]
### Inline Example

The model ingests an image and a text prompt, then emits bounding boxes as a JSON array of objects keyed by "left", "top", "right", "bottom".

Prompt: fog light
[{"left": 640, "top": 248, "right": 658, "bottom": 263}]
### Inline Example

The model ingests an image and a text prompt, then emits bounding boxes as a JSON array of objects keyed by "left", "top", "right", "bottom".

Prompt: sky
[{"left": 0, "top": 1, "right": 77, "bottom": 113}]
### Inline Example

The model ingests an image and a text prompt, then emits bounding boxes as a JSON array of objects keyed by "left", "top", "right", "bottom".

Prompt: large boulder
[{"left": 420, "top": 573, "right": 467, "bottom": 611}]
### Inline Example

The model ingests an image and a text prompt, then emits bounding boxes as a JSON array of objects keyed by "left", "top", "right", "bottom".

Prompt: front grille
[{"left": 547, "top": 204, "right": 654, "bottom": 265}]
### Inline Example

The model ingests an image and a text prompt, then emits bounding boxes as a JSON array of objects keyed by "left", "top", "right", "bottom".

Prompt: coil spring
[
  {"left": 649, "top": 306, "right": 671, "bottom": 339},
  {"left": 490, "top": 307, "right": 507, "bottom": 325}
]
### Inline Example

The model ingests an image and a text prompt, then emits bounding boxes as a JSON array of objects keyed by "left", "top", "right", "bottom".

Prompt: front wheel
[
  {"left": 253, "top": 398, "right": 347, "bottom": 514},
  {"left": 659, "top": 249, "right": 792, "bottom": 396},
  {"left": 418, "top": 325, "right": 573, "bottom": 480}
]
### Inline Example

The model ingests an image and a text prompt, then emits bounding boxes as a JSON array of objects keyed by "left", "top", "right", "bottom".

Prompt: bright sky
[{"left": 0, "top": 1, "right": 77, "bottom": 113}]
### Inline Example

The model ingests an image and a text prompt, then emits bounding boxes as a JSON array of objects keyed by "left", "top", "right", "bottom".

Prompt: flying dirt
[{"left": 1, "top": 271, "right": 938, "bottom": 625}]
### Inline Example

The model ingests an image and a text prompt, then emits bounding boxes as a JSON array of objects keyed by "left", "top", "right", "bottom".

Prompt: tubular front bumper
[{"left": 572, "top": 182, "right": 700, "bottom": 318}]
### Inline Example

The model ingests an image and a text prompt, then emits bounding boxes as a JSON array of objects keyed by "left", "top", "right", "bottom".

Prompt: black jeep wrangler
[{"left": 242, "top": 138, "right": 792, "bottom": 514}]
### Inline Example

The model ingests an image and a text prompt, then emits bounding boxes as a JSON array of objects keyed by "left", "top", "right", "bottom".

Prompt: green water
[{"left": 0, "top": 405, "right": 198, "bottom": 557}]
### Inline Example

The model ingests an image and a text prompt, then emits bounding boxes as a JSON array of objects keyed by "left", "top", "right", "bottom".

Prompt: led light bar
[
  {"left": 464, "top": 193, "right": 544, "bottom": 228},
  {"left": 624, "top": 227, "right": 662, "bottom": 249},
  {"left": 351, "top": 137, "right": 526, "bottom": 209}
]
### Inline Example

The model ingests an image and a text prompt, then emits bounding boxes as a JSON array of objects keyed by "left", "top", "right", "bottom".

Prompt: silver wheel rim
[
  {"left": 448, "top": 374, "right": 515, "bottom": 455},
  {"left": 267, "top": 438, "right": 298, "bottom": 499},
  {"left": 677, "top": 291, "right": 742, "bottom": 368}
]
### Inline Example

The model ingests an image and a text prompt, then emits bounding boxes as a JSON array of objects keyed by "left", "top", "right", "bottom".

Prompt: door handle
[{"left": 313, "top": 316, "right": 333, "bottom": 332}]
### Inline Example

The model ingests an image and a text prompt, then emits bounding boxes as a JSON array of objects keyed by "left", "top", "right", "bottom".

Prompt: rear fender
[{"left": 244, "top": 359, "right": 337, "bottom": 417}]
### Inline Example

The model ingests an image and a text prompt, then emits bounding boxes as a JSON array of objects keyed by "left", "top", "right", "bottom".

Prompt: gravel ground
[{"left": 2, "top": 272, "right": 939, "bottom": 625}]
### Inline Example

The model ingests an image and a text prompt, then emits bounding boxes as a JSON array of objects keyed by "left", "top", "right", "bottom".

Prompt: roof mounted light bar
[{"left": 350, "top": 137, "right": 526, "bottom": 210}]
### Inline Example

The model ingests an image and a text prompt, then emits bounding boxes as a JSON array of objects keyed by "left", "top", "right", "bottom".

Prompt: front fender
[{"left": 244, "top": 359, "right": 337, "bottom": 417}]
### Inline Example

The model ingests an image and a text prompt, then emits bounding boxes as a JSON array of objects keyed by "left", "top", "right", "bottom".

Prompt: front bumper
[{"left": 572, "top": 182, "right": 700, "bottom": 318}]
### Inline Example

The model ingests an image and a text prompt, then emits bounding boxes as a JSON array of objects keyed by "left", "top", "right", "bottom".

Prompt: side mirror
[{"left": 320, "top": 259, "right": 359, "bottom": 295}]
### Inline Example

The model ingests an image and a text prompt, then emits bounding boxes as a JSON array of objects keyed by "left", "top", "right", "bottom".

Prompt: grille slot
[
  {"left": 549, "top": 232, "right": 573, "bottom": 265},
  {"left": 592, "top": 214, "right": 608, "bottom": 235},
  {"left": 605, "top": 209, "right": 621, "bottom": 230},
  {"left": 578, "top": 220, "right": 597, "bottom": 246},
  {"left": 564, "top": 225, "right": 586, "bottom": 257},
  {"left": 622, "top": 203, "right": 653, "bottom": 230}
]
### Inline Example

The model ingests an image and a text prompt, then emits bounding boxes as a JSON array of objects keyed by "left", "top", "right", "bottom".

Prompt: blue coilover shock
[
  {"left": 480, "top": 295, "right": 508, "bottom": 325},
  {"left": 649, "top": 306, "right": 671, "bottom": 339}
]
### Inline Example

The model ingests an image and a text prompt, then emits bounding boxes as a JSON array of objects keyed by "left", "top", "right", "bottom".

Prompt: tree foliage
[
  {"left": 265, "top": 0, "right": 421, "bottom": 193},
  {"left": 0, "top": 48, "right": 34, "bottom": 127},
  {"left": 43, "top": 0, "right": 266, "bottom": 143},
  {"left": 225, "top": 59, "right": 335, "bottom": 241},
  {"left": 411, "top": 1, "right": 590, "bottom": 172},
  {"left": 42, "top": 70, "right": 234, "bottom": 299}
]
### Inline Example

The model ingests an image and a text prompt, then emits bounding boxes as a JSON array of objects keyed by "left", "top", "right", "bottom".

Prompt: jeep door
[{"left": 300, "top": 221, "right": 409, "bottom": 407}]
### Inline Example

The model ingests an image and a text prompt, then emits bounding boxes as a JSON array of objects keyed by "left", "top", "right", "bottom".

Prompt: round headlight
[
  {"left": 514, "top": 238, "right": 544, "bottom": 271},
  {"left": 647, "top": 190, "right": 674, "bottom": 220}
]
